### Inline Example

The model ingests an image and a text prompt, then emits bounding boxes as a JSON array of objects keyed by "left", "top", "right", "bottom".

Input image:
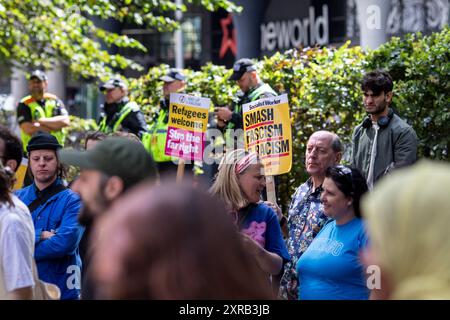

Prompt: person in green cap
[{"left": 59, "top": 137, "right": 158, "bottom": 299}]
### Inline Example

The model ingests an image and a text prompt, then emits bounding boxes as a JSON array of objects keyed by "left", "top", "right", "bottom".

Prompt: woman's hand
[
  {"left": 40, "top": 230, "right": 56, "bottom": 241},
  {"left": 263, "top": 201, "right": 282, "bottom": 221}
]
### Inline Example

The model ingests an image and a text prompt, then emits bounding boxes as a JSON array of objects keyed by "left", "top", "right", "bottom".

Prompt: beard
[
  {"left": 78, "top": 206, "right": 95, "bottom": 227},
  {"left": 365, "top": 99, "right": 389, "bottom": 116},
  {"left": 78, "top": 189, "right": 111, "bottom": 227},
  {"left": 32, "top": 167, "right": 58, "bottom": 187}
]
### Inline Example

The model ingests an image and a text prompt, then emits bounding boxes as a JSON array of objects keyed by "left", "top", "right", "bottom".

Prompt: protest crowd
[{"left": 1, "top": 59, "right": 450, "bottom": 302}]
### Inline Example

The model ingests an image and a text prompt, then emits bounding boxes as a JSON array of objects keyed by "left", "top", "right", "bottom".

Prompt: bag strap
[{"left": 27, "top": 184, "right": 67, "bottom": 213}]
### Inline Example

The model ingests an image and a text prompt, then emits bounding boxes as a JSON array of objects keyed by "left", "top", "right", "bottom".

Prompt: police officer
[
  {"left": 17, "top": 70, "right": 70, "bottom": 154},
  {"left": 215, "top": 58, "right": 277, "bottom": 150},
  {"left": 145, "top": 68, "right": 192, "bottom": 176},
  {"left": 98, "top": 77, "right": 147, "bottom": 138}
]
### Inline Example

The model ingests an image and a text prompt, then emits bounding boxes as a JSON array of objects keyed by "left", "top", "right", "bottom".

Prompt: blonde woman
[
  {"left": 362, "top": 161, "right": 450, "bottom": 299},
  {"left": 210, "top": 149, "right": 289, "bottom": 281}
]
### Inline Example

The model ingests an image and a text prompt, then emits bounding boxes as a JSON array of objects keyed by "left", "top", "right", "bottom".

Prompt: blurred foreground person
[
  {"left": 91, "top": 183, "right": 273, "bottom": 299},
  {"left": 362, "top": 161, "right": 450, "bottom": 299}
]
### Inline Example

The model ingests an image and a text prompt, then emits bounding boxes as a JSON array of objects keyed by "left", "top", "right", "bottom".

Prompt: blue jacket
[{"left": 15, "top": 179, "right": 84, "bottom": 300}]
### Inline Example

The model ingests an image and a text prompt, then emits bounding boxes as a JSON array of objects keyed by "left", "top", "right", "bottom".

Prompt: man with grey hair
[{"left": 275, "top": 130, "right": 342, "bottom": 300}]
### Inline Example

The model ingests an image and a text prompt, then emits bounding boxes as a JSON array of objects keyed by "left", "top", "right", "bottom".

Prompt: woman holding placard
[{"left": 210, "top": 149, "right": 289, "bottom": 286}]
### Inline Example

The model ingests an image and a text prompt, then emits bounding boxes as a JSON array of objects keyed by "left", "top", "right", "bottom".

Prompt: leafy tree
[{"left": 0, "top": 0, "right": 240, "bottom": 79}]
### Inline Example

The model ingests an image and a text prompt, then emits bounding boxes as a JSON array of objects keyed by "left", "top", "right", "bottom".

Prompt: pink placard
[{"left": 164, "top": 126, "right": 205, "bottom": 161}]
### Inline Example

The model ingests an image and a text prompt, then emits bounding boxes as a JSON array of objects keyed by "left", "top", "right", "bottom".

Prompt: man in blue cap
[
  {"left": 98, "top": 76, "right": 148, "bottom": 138},
  {"left": 15, "top": 131, "right": 83, "bottom": 300},
  {"left": 215, "top": 58, "right": 277, "bottom": 150},
  {"left": 16, "top": 70, "right": 70, "bottom": 153}
]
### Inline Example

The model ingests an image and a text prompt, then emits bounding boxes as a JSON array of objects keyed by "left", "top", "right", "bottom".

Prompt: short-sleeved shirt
[
  {"left": 17, "top": 96, "right": 68, "bottom": 124},
  {"left": 0, "top": 195, "right": 35, "bottom": 294},
  {"left": 279, "top": 178, "right": 329, "bottom": 300},
  {"left": 239, "top": 203, "right": 290, "bottom": 265},
  {"left": 296, "top": 218, "right": 369, "bottom": 300}
]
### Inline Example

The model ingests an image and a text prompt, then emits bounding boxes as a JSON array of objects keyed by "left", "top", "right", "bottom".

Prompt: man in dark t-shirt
[{"left": 16, "top": 70, "right": 70, "bottom": 153}]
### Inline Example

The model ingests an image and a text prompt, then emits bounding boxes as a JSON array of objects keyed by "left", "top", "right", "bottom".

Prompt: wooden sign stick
[
  {"left": 265, "top": 175, "right": 277, "bottom": 205},
  {"left": 176, "top": 159, "right": 185, "bottom": 184}
]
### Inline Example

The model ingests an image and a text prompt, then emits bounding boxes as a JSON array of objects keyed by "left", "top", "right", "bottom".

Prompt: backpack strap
[{"left": 27, "top": 184, "right": 67, "bottom": 213}]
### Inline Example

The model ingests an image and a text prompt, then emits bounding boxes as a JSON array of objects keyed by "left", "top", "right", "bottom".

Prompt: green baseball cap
[{"left": 59, "top": 137, "right": 157, "bottom": 189}]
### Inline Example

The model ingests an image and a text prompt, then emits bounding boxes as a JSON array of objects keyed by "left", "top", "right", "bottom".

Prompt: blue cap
[
  {"left": 159, "top": 68, "right": 186, "bottom": 82},
  {"left": 29, "top": 70, "right": 48, "bottom": 81}
]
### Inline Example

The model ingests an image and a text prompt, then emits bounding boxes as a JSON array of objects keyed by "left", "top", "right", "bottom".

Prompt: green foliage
[
  {"left": 0, "top": 0, "right": 240, "bottom": 80},
  {"left": 367, "top": 27, "right": 450, "bottom": 160},
  {"left": 64, "top": 115, "right": 98, "bottom": 150},
  {"left": 63, "top": 115, "right": 98, "bottom": 182},
  {"left": 259, "top": 43, "right": 368, "bottom": 208},
  {"left": 129, "top": 64, "right": 170, "bottom": 120}
]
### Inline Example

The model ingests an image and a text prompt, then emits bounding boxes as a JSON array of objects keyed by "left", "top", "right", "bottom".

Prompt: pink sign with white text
[{"left": 164, "top": 93, "right": 210, "bottom": 161}]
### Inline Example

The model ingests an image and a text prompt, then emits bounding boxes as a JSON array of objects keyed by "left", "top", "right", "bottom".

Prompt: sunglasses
[
  {"left": 333, "top": 165, "right": 355, "bottom": 195},
  {"left": 335, "top": 165, "right": 352, "bottom": 177}
]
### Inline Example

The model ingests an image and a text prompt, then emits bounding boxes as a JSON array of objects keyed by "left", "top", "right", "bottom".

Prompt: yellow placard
[
  {"left": 165, "top": 93, "right": 211, "bottom": 161},
  {"left": 243, "top": 94, "right": 292, "bottom": 176},
  {"left": 13, "top": 158, "right": 28, "bottom": 191},
  {"left": 167, "top": 103, "right": 209, "bottom": 133}
]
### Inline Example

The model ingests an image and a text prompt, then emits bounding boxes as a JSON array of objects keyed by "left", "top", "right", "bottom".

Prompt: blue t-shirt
[
  {"left": 240, "top": 203, "right": 290, "bottom": 265},
  {"left": 296, "top": 218, "right": 369, "bottom": 300}
]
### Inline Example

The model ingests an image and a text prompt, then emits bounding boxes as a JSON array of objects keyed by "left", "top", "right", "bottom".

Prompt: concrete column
[
  {"left": 46, "top": 64, "right": 66, "bottom": 102},
  {"left": 10, "top": 68, "right": 28, "bottom": 107},
  {"left": 232, "top": 0, "right": 270, "bottom": 59},
  {"left": 357, "top": 0, "right": 390, "bottom": 49}
]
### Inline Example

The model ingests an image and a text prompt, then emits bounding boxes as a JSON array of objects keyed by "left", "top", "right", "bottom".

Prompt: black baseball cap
[
  {"left": 59, "top": 137, "right": 157, "bottom": 190},
  {"left": 99, "top": 77, "right": 127, "bottom": 91},
  {"left": 159, "top": 68, "right": 186, "bottom": 82},
  {"left": 229, "top": 58, "right": 257, "bottom": 81},
  {"left": 27, "top": 132, "right": 62, "bottom": 153},
  {"left": 29, "top": 70, "right": 48, "bottom": 81}
]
